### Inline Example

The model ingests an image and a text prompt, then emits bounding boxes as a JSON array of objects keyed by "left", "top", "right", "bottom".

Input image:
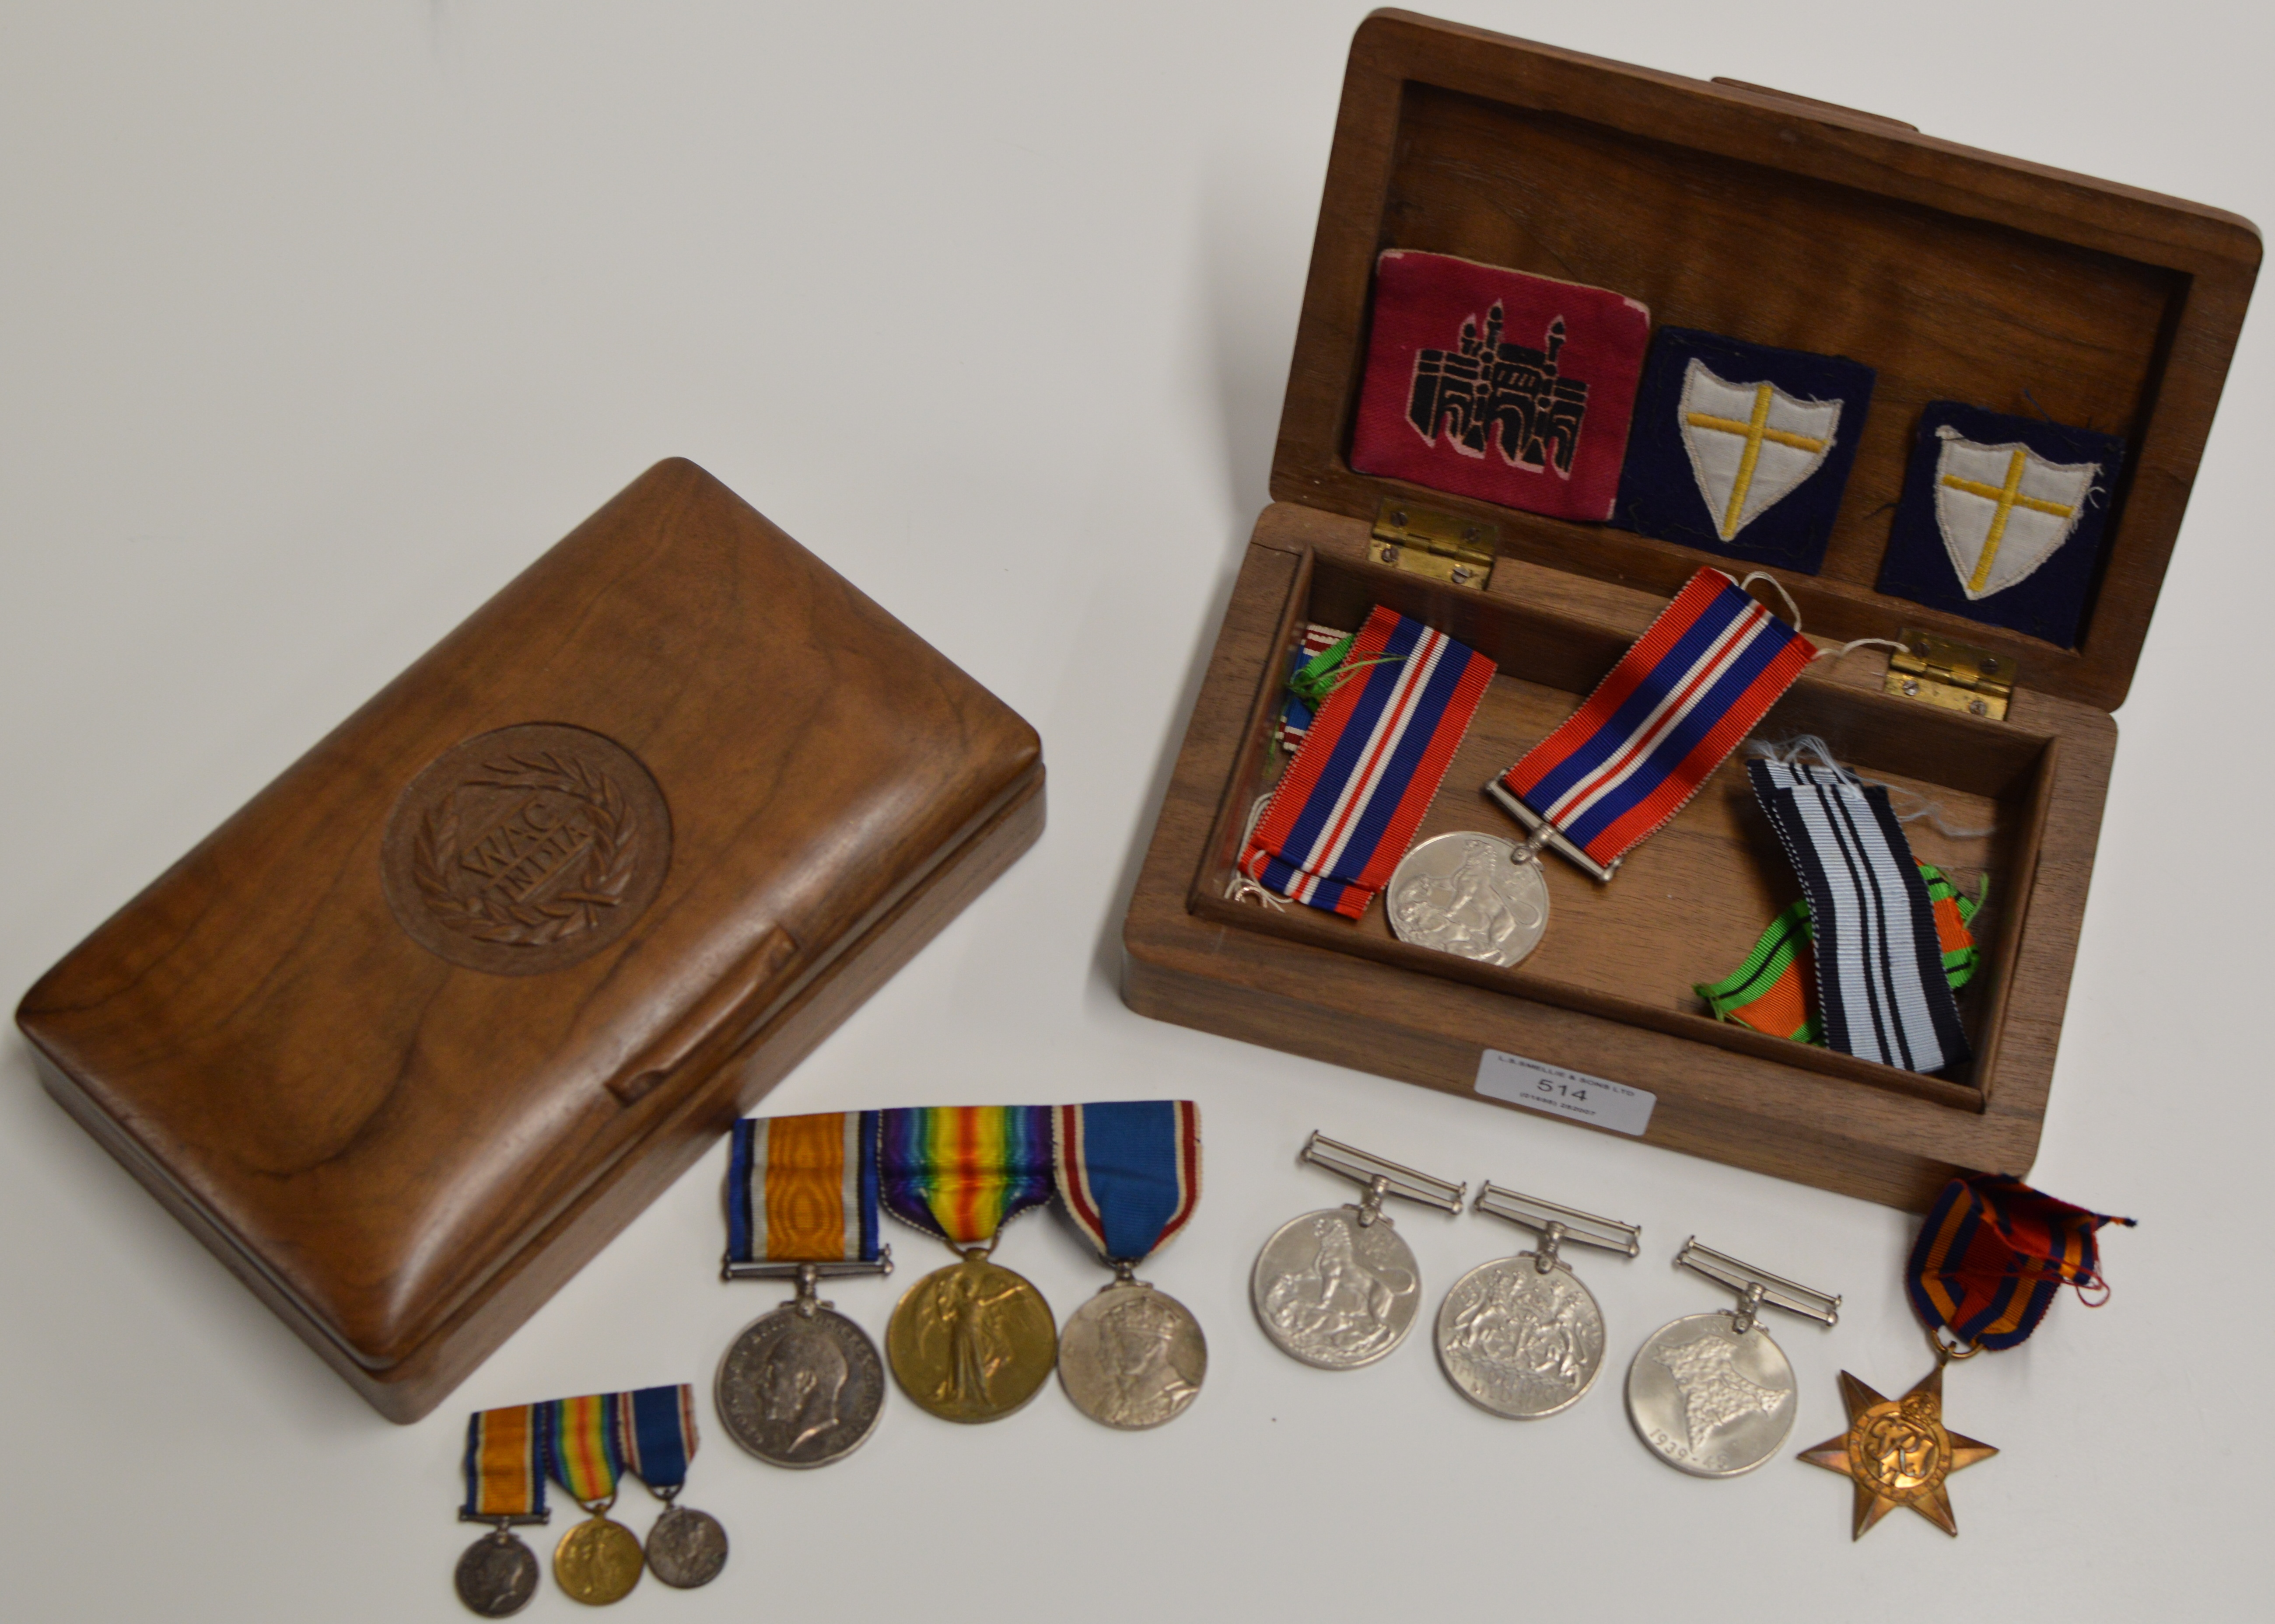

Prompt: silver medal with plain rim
[
  {"left": 1251, "top": 1206, "right": 1421, "bottom": 1369},
  {"left": 1625, "top": 1311, "right": 1798, "bottom": 1477},
  {"left": 644, "top": 1503, "right": 729, "bottom": 1589},
  {"left": 715, "top": 1303, "right": 886, "bottom": 1468},
  {"left": 1386, "top": 831, "right": 1549, "bottom": 968},
  {"left": 1058, "top": 1279, "right": 1208, "bottom": 1429},
  {"left": 1436, "top": 1254, "right": 1606, "bottom": 1418},
  {"left": 454, "top": 1528, "right": 539, "bottom": 1617}
]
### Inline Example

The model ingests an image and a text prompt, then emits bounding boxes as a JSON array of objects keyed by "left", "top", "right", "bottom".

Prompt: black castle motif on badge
[{"left": 1407, "top": 304, "right": 1589, "bottom": 477}]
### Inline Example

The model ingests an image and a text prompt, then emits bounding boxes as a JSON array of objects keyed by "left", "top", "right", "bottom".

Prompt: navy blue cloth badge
[
  {"left": 1875, "top": 402, "right": 2124, "bottom": 649},
  {"left": 1612, "top": 328, "right": 1875, "bottom": 573}
]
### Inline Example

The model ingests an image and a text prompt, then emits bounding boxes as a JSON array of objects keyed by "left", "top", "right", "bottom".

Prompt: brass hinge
[
  {"left": 1883, "top": 629, "right": 2015, "bottom": 720},
  {"left": 1371, "top": 499, "right": 1498, "bottom": 589}
]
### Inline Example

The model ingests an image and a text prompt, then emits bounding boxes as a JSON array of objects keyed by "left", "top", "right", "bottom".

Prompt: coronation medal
[
  {"left": 454, "top": 1404, "right": 548, "bottom": 1617},
  {"left": 1437, "top": 1183, "right": 1638, "bottom": 1419},
  {"left": 542, "top": 1394, "right": 644, "bottom": 1606},
  {"left": 1799, "top": 1173, "right": 2128, "bottom": 1538},
  {"left": 617, "top": 1385, "right": 727, "bottom": 1588},
  {"left": 715, "top": 1111, "right": 892, "bottom": 1468},
  {"left": 1626, "top": 1238, "right": 1840, "bottom": 1477},
  {"left": 1251, "top": 1132, "right": 1464, "bottom": 1369},
  {"left": 1052, "top": 1100, "right": 1208, "bottom": 1429},
  {"left": 880, "top": 1105, "right": 1060, "bottom": 1423}
]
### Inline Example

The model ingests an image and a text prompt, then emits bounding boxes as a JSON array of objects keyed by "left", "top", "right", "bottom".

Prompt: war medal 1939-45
[
  {"left": 1438, "top": 1183, "right": 1638, "bottom": 1419},
  {"left": 880, "top": 1106, "right": 1060, "bottom": 1423},
  {"left": 1252, "top": 1132, "right": 1464, "bottom": 1369},
  {"left": 1626, "top": 1238, "right": 1840, "bottom": 1478},
  {"left": 541, "top": 1395, "right": 645, "bottom": 1606},
  {"left": 715, "top": 1112, "right": 892, "bottom": 1469},
  {"left": 1052, "top": 1100, "right": 1207, "bottom": 1429},
  {"left": 1799, "top": 1173, "right": 2129, "bottom": 1539},
  {"left": 616, "top": 1385, "right": 727, "bottom": 1589},
  {"left": 455, "top": 1404, "right": 550, "bottom": 1617}
]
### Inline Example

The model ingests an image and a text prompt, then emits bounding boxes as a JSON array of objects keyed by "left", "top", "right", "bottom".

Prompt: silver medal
[
  {"left": 1625, "top": 1237, "right": 1840, "bottom": 1477},
  {"left": 1058, "top": 1276, "right": 1208, "bottom": 1428},
  {"left": 1436, "top": 1184, "right": 1638, "bottom": 1419},
  {"left": 716, "top": 1260, "right": 891, "bottom": 1469},
  {"left": 643, "top": 1501, "right": 730, "bottom": 1589},
  {"left": 454, "top": 1526, "right": 540, "bottom": 1618},
  {"left": 1251, "top": 1133, "right": 1464, "bottom": 1370},
  {"left": 1387, "top": 831, "right": 1550, "bottom": 967}
]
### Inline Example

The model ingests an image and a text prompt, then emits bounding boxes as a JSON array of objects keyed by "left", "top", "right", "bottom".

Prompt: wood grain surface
[{"left": 15, "top": 459, "right": 1043, "bottom": 1420}]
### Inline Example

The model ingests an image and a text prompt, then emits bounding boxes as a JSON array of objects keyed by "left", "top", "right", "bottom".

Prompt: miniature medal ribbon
[
  {"left": 1697, "top": 863, "right": 1981, "bottom": 1044},
  {"left": 878, "top": 1105, "right": 1056, "bottom": 1247},
  {"left": 542, "top": 1393, "right": 626, "bottom": 1507},
  {"left": 1053, "top": 1100, "right": 1203, "bottom": 1264},
  {"left": 1747, "top": 758, "right": 1969, "bottom": 1073},
  {"left": 1243, "top": 604, "right": 1496, "bottom": 919},
  {"left": 615, "top": 1385, "right": 699, "bottom": 1495},
  {"left": 1907, "top": 1173, "right": 2132, "bottom": 1351},
  {"left": 727, "top": 1111, "right": 882, "bottom": 1264},
  {"left": 1497, "top": 568, "right": 1813, "bottom": 869},
  {"left": 464, "top": 1404, "right": 549, "bottom": 1520}
]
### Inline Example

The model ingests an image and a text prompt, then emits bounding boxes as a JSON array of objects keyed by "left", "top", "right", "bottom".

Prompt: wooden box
[
  {"left": 16, "top": 459, "right": 1044, "bottom": 1421},
  {"left": 1122, "top": 12, "right": 2256, "bottom": 1208}
]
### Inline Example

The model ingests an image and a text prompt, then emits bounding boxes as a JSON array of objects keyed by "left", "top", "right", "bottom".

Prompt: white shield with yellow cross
[
  {"left": 1677, "top": 361, "right": 1844, "bottom": 542},
  {"left": 1930, "top": 425, "right": 2100, "bottom": 601}
]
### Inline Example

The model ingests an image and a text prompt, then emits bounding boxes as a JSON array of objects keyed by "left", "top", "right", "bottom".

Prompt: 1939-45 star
[{"left": 1798, "top": 1362, "right": 1997, "bottom": 1538}]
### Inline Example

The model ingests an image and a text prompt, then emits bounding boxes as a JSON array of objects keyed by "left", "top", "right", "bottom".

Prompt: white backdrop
[{"left": 3, "top": 3, "right": 2268, "bottom": 1620}]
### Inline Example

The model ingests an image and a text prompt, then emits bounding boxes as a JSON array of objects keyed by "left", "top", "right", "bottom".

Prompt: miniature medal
[
  {"left": 1437, "top": 1183, "right": 1638, "bottom": 1419},
  {"left": 1251, "top": 1132, "right": 1464, "bottom": 1369},
  {"left": 542, "top": 1395, "right": 644, "bottom": 1606},
  {"left": 616, "top": 1385, "right": 727, "bottom": 1589},
  {"left": 878, "top": 1105, "right": 1059, "bottom": 1422},
  {"left": 1799, "top": 1173, "right": 2128, "bottom": 1538},
  {"left": 1052, "top": 1100, "right": 1208, "bottom": 1429},
  {"left": 454, "top": 1404, "right": 548, "bottom": 1617},
  {"left": 1386, "top": 831, "right": 1549, "bottom": 968},
  {"left": 714, "top": 1112, "right": 892, "bottom": 1468},
  {"left": 1625, "top": 1238, "right": 1839, "bottom": 1477}
]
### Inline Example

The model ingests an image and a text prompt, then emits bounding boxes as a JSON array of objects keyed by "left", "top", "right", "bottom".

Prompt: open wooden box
[{"left": 1121, "top": 11, "right": 2258, "bottom": 1209}]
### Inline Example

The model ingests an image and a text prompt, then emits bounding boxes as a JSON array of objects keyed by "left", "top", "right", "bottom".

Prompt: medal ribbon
[
  {"left": 1696, "top": 863, "right": 1981, "bottom": 1043},
  {"left": 1747, "top": 758, "right": 1970, "bottom": 1073},
  {"left": 462, "top": 1404, "right": 548, "bottom": 1521},
  {"left": 541, "top": 1393, "right": 625, "bottom": 1509},
  {"left": 1908, "top": 1173, "right": 2132, "bottom": 1351},
  {"left": 879, "top": 1105, "right": 1055, "bottom": 1248},
  {"left": 615, "top": 1384, "right": 699, "bottom": 1495},
  {"left": 727, "top": 1110, "right": 882, "bottom": 1264},
  {"left": 1498, "top": 569, "right": 1814, "bottom": 868},
  {"left": 1243, "top": 604, "right": 1497, "bottom": 919},
  {"left": 1053, "top": 1100, "right": 1202, "bottom": 1264}
]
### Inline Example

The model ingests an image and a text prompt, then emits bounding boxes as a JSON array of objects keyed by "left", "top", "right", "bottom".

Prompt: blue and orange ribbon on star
[{"left": 1907, "top": 1173, "right": 2132, "bottom": 1352}]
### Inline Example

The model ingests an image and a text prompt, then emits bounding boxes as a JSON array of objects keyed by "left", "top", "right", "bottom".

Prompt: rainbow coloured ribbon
[
  {"left": 542, "top": 1393, "right": 625, "bottom": 1510},
  {"left": 727, "top": 1111, "right": 882, "bottom": 1265},
  {"left": 462, "top": 1404, "right": 549, "bottom": 1523},
  {"left": 878, "top": 1106, "right": 1055, "bottom": 1248},
  {"left": 1053, "top": 1101, "right": 1202, "bottom": 1265},
  {"left": 1908, "top": 1174, "right": 2132, "bottom": 1352}
]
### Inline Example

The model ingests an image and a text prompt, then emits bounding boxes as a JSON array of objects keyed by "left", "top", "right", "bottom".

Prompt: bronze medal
[
  {"left": 886, "top": 1250, "right": 1057, "bottom": 1422},
  {"left": 1799, "top": 1359, "right": 1998, "bottom": 1538},
  {"left": 553, "top": 1508, "right": 644, "bottom": 1607}
]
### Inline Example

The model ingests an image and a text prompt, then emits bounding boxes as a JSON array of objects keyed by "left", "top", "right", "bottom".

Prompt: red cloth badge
[{"left": 1351, "top": 251, "right": 1651, "bottom": 521}]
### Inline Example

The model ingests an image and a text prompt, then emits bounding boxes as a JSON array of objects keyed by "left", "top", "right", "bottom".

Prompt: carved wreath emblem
[{"left": 411, "top": 751, "right": 642, "bottom": 948}]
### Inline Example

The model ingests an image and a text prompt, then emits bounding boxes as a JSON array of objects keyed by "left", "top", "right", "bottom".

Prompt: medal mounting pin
[
  {"left": 721, "top": 1249, "right": 894, "bottom": 1316},
  {"left": 1301, "top": 1131, "right": 1466, "bottom": 1224},
  {"left": 1474, "top": 1183, "right": 1640, "bottom": 1272},
  {"left": 1674, "top": 1236, "right": 1839, "bottom": 1332}
]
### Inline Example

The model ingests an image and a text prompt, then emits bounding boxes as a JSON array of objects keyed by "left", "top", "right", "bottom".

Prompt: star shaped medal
[{"left": 1798, "top": 1172, "right": 2129, "bottom": 1540}]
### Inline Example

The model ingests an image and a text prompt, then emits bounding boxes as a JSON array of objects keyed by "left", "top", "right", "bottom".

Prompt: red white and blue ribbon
[
  {"left": 1748, "top": 757, "right": 1969, "bottom": 1074},
  {"left": 1053, "top": 1101, "right": 1202, "bottom": 1265},
  {"left": 1497, "top": 569, "right": 1813, "bottom": 870},
  {"left": 615, "top": 1384, "right": 700, "bottom": 1495},
  {"left": 1242, "top": 605, "right": 1496, "bottom": 918}
]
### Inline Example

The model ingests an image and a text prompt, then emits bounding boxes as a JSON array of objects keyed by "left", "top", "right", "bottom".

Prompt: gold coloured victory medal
[
  {"left": 553, "top": 1504, "right": 644, "bottom": 1606},
  {"left": 1799, "top": 1357, "right": 1998, "bottom": 1539},
  {"left": 877, "top": 1101, "right": 1064, "bottom": 1423}
]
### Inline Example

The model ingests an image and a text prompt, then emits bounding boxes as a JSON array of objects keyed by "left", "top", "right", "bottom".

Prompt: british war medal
[
  {"left": 1437, "top": 1184, "right": 1639, "bottom": 1420},
  {"left": 617, "top": 1385, "right": 727, "bottom": 1588},
  {"left": 880, "top": 1105, "right": 1060, "bottom": 1422},
  {"left": 455, "top": 1404, "right": 549, "bottom": 1617},
  {"left": 1627, "top": 1239, "right": 1840, "bottom": 1477},
  {"left": 542, "top": 1393, "right": 644, "bottom": 1606},
  {"left": 1053, "top": 1100, "right": 1207, "bottom": 1428},
  {"left": 716, "top": 1111, "right": 892, "bottom": 1467},
  {"left": 1799, "top": 1173, "right": 2129, "bottom": 1537},
  {"left": 1252, "top": 1133, "right": 1464, "bottom": 1369}
]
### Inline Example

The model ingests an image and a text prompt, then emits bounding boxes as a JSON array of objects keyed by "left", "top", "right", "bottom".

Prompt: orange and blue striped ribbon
[
  {"left": 878, "top": 1106, "right": 1054, "bottom": 1247},
  {"left": 1054, "top": 1101, "right": 1201, "bottom": 1264},
  {"left": 462, "top": 1404, "right": 548, "bottom": 1520},
  {"left": 615, "top": 1384, "right": 698, "bottom": 1495},
  {"left": 1907, "top": 1173, "right": 2132, "bottom": 1351},
  {"left": 727, "top": 1111, "right": 881, "bottom": 1264},
  {"left": 541, "top": 1393, "right": 625, "bottom": 1509}
]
